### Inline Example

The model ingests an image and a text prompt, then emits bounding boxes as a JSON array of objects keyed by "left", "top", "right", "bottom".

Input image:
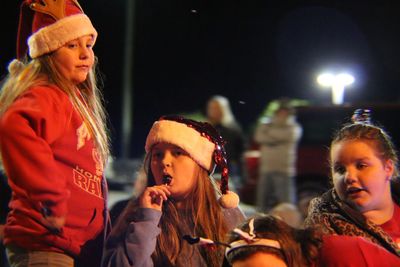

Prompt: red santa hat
[
  {"left": 145, "top": 115, "right": 240, "bottom": 209},
  {"left": 16, "top": 0, "right": 97, "bottom": 59}
]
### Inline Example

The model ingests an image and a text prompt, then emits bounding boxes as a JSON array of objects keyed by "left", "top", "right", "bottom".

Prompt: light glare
[
  {"left": 317, "top": 73, "right": 335, "bottom": 86},
  {"left": 337, "top": 73, "right": 354, "bottom": 86},
  {"left": 316, "top": 72, "right": 355, "bottom": 105}
]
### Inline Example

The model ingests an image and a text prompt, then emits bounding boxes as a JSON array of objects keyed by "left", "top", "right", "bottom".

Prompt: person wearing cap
[
  {"left": 254, "top": 100, "right": 302, "bottom": 212},
  {"left": 0, "top": 0, "right": 109, "bottom": 266},
  {"left": 102, "top": 116, "right": 245, "bottom": 267}
]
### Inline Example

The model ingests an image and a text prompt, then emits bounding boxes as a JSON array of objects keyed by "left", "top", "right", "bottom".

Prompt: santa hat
[
  {"left": 145, "top": 115, "right": 240, "bottom": 209},
  {"left": 16, "top": 0, "right": 97, "bottom": 59}
]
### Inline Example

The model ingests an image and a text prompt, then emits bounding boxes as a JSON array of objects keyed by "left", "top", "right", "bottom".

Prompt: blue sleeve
[{"left": 102, "top": 208, "right": 162, "bottom": 267}]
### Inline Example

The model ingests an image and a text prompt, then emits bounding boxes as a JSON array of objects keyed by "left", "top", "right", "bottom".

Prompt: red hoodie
[
  {"left": 318, "top": 235, "right": 400, "bottom": 266},
  {"left": 0, "top": 85, "right": 106, "bottom": 258}
]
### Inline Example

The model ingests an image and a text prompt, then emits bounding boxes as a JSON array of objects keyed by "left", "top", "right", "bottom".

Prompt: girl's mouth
[
  {"left": 346, "top": 187, "right": 365, "bottom": 196},
  {"left": 77, "top": 65, "right": 89, "bottom": 71},
  {"left": 163, "top": 175, "right": 172, "bottom": 185}
]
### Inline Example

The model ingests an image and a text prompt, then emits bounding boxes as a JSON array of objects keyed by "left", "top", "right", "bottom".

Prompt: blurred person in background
[
  {"left": 206, "top": 95, "right": 245, "bottom": 189},
  {"left": 254, "top": 100, "right": 302, "bottom": 212}
]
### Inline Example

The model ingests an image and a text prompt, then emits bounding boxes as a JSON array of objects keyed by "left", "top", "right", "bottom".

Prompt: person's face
[
  {"left": 150, "top": 143, "right": 199, "bottom": 200},
  {"left": 207, "top": 100, "right": 223, "bottom": 124},
  {"left": 275, "top": 108, "right": 290, "bottom": 121},
  {"left": 53, "top": 35, "right": 95, "bottom": 84},
  {"left": 232, "top": 252, "right": 287, "bottom": 267},
  {"left": 331, "top": 140, "right": 394, "bottom": 213}
]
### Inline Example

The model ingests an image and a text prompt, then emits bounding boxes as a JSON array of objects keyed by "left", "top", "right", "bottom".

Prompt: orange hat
[{"left": 17, "top": 0, "right": 97, "bottom": 59}]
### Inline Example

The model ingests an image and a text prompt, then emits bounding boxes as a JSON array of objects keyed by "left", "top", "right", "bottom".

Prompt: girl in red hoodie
[{"left": 0, "top": 0, "right": 109, "bottom": 266}]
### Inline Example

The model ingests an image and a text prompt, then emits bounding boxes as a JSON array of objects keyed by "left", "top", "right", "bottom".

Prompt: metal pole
[{"left": 121, "top": 0, "right": 135, "bottom": 158}]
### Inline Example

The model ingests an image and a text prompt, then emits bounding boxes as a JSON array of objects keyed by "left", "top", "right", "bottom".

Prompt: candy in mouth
[{"left": 163, "top": 175, "right": 172, "bottom": 185}]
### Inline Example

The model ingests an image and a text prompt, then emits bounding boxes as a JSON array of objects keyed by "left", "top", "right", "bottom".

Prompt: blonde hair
[
  {"left": 0, "top": 54, "right": 110, "bottom": 164},
  {"left": 208, "top": 95, "right": 237, "bottom": 128}
]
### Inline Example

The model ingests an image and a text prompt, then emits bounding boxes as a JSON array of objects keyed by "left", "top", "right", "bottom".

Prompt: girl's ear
[{"left": 384, "top": 159, "right": 394, "bottom": 180}]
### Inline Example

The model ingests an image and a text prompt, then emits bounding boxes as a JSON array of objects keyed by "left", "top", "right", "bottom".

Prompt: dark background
[{"left": 2, "top": 1, "right": 400, "bottom": 158}]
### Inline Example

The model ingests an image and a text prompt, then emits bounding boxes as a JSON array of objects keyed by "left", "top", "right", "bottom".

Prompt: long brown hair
[
  {"left": 111, "top": 154, "right": 229, "bottom": 266},
  {"left": 155, "top": 167, "right": 228, "bottom": 266}
]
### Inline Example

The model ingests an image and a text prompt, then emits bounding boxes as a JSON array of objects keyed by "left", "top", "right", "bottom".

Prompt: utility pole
[{"left": 121, "top": 0, "right": 135, "bottom": 158}]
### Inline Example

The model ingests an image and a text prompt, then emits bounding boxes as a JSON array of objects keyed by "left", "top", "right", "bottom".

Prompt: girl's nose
[
  {"left": 162, "top": 151, "right": 173, "bottom": 167},
  {"left": 344, "top": 168, "right": 357, "bottom": 185},
  {"left": 79, "top": 47, "right": 89, "bottom": 59}
]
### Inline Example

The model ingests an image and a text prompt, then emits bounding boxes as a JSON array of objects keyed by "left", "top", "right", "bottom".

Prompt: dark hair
[
  {"left": 225, "top": 215, "right": 322, "bottom": 267},
  {"left": 331, "top": 110, "right": 399, "bottom": 177}
]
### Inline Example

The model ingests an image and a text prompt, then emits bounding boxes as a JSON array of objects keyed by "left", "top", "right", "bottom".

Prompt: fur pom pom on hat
[
  {"left": 7, "top": 59, "right": 25, "bottom": 75},
  {"left": 145, "top": 115, "right": 239, "bottom": 209},
  {"left": 17, "top": 0, "right": 97, "bottom": 59}
]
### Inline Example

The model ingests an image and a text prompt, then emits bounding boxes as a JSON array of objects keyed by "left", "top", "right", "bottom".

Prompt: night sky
[{"left": 2, "top": 1, "right": 400, "bottom": 158}]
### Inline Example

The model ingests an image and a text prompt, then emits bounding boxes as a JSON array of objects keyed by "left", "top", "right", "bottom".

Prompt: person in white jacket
[{"left": 254, "top": 103, "right": 302, "bottom": 212}]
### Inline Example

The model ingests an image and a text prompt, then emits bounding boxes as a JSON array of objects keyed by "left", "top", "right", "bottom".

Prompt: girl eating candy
[{"left": 102, "top": 116, "right": 245, "bottom": 267}]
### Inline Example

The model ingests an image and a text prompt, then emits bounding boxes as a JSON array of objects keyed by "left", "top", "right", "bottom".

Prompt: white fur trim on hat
[
  {"left": 145, "top": 120, "right": 216, "bottom": 171},
  {"left": 28, "top": 14, "right": 97, "bottom": 58}
]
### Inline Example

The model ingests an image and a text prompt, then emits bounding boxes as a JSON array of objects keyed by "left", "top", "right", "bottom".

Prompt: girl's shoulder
[
  {"left": 18, "top": 84, "right": 72, "bottom": 110},
  {"left": 24, "top": 84, "right": 69, "bottom": 101}
]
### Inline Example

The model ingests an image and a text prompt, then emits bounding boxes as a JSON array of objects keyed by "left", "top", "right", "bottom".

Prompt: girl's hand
[{"left": 139, "top": 185, "right": 171, "bottom": 211}]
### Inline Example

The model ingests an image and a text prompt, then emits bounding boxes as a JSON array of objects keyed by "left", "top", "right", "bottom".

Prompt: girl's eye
[
  {"left": 86, "top": 43, "right": 93, "bottom": 48},
  {"left": 173, "top": 149, "right": 188, "bottom": 157},
  {"left": 152, "top": 151, "right": 163, "bottom": 160},
  {"left": 67, "top": 43, "right": 78, "bottom": 48},
  {"left": 173, "top": 150, "right": 183, "bottom": 156},
  {"left": 356, "top": 162, "right": 368, "bottom": 170},
  {"left": 333, "top": 165, "right": 345, "bottom": 174}
]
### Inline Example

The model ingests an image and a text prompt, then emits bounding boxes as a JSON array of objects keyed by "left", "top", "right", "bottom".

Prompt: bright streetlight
[{"left": 317, "top": 73, "right": 354, "bottom": 105}]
